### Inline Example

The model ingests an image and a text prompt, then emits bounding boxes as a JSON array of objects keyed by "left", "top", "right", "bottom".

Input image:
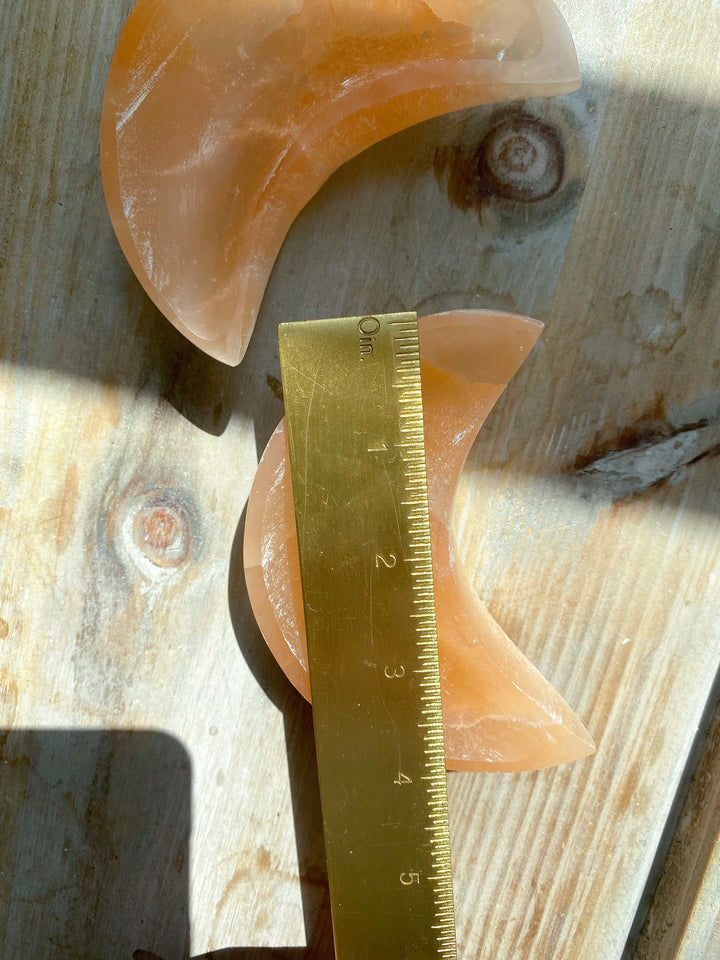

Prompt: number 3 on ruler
[{"left": 384, "top": 664, "right": 405, "bottom": 679}]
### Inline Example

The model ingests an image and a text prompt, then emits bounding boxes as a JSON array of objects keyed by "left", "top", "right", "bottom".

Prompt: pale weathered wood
[
  {"left": 444, "top": 1, "right": 720, "bottom": 957},
  {"left": 1, "top": 0, "right": 719, "bottom": 958}
]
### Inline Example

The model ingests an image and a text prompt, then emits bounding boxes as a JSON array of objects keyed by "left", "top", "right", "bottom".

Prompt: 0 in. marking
[{"left": 358, "top": 315, "right": 380, "bottom": 359}]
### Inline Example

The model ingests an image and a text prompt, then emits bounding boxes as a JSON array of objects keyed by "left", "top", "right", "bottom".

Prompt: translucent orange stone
[
  {"left": 101, "top": 0, "right": 579, "bottom": 365},
  {"left": 244, "top": 311, "right": 595, "bottom": 772}
]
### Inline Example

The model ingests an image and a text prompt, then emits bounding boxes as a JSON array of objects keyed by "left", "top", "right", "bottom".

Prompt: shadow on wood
[
  {"left": 3, "top": 60, "right": 718, "bottom": 512},
  {"left": 0, "top": 729, "right": 191, "bottom": 959},
  {"left": 226, "top": 505, "right": 335, "bottom": 960},
  {"left": 0, "top": 726, "right": 331, "bottom": 960}
]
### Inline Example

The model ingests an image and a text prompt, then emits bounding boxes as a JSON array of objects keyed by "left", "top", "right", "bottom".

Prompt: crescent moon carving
[
  {"left": 244, "top": 310, "right": 595, "bottom": 772},
  {"left": 101, "top": 0, "right": 579, "bottom": 365}
]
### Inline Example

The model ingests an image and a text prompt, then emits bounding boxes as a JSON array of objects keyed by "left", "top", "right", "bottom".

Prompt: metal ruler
[{"left": 279, "top": 312, "right": 456, "bottom": 960}]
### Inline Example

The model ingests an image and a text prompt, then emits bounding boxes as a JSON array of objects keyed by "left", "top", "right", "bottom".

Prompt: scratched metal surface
[{"left": 0, "top": 0, "right": 719, "bottom": 958}]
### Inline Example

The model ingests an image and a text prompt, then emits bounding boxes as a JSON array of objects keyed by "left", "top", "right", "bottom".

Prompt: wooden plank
[
  {"left": 0, "top": 0, "right": 719, "bottom": 958},
  {"left": 633, "top": 688, "right": 720, "bottom": 960},
  {"left": 675, "top": 837, "right": 720, "bottom": 960},
  {"left": 446, "top": 1, "right": 720, "bottom": 956}
]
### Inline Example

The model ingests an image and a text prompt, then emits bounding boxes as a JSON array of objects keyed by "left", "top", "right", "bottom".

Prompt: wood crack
[{"left": 567, "top": 419, "right": 720, "bottom": 500}]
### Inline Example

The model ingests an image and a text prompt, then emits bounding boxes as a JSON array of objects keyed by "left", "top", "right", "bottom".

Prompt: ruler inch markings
[{"left": 279, "top": 312, "right": 456, "bottom": 960}]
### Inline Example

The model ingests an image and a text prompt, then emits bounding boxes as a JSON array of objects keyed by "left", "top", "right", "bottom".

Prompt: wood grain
[
  {"left": 675, "top": 837, "right": 720, "bottom": 960},
  {"left": 1, "top": 0, "right": 719, "bottom": 958},
  {"left": 634, "top": 689, "right": 720, "bottom": 959}
]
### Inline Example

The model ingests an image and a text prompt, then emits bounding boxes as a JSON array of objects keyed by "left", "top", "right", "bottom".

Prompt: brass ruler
[{"left": 279, "top": 312, "right": 456, "bottom": 960}]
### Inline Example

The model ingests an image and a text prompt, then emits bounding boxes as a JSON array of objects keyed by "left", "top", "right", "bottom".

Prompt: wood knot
[
  {"left": 433, "top": 106, "right": 580, "bottom": 227},
  {"left": 105, "top": 483, "right": 198, "bottom": 580},
  {"left": 478, "top": 116, "right": 564, "bottom": 203},
  {"left": 132, "top": 497, "right": 191, "bottom": 569}
]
